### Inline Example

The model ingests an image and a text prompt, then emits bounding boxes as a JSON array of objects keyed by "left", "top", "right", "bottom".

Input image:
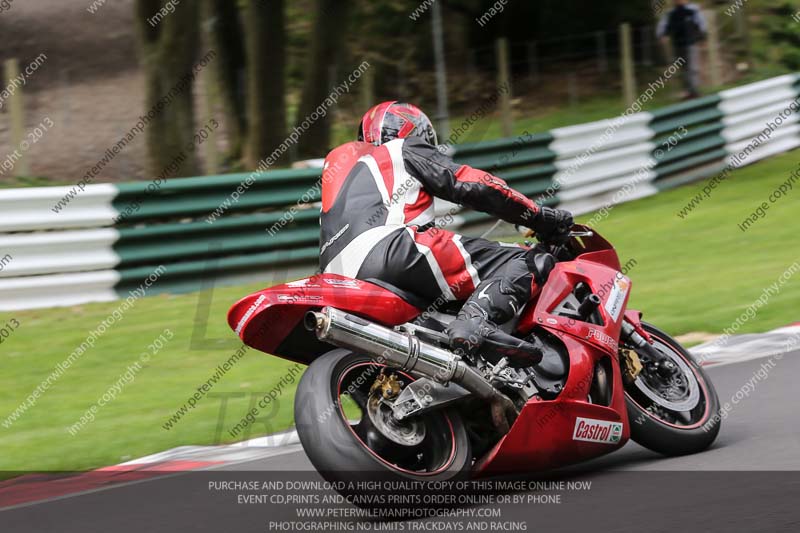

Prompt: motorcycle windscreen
[{"left": 227, "top": 274, "right": 421, "bottom": 365}]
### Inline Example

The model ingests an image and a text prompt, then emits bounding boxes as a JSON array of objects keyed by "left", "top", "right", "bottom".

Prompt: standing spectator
[{"left": 657, "top": 0, "right": 708, "bottom": 99}]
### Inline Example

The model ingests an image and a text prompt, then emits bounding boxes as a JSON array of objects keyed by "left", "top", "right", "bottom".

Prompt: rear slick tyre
[{"left": 294, "top": 349, "right": 472, "bottom": 485}]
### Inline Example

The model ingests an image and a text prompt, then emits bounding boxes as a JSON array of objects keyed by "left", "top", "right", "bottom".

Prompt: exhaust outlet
[{"left": 306, "top": 307, "right": 517, "bottom": 430}]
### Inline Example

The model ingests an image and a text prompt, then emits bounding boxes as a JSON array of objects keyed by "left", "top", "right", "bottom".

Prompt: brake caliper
[
  {"left": 370, "top": 372, "right": 402, "bottom": 400},
  {"left": 620, "top": 349, "right": 644, "bottom": 384}
]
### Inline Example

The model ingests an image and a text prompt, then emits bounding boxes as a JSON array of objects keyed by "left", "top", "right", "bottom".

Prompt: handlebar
[
  {"left": 521, "top": 226, "right": 594, "bottom": 262},
  {"left": 522, "top": 226, "right": 593, "bottom": 241}
]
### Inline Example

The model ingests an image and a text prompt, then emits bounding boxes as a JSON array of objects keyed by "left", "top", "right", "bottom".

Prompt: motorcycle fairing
[
  {"left": 478, "top": 246, "right": 633, "bottom": 475},
  {"left": 227, "top": 274, "right": 421, "bottom": 365},
  {"left": 475, "top": 335, "right": 631, "bottom": 475},
  {"left": 517, "top": 258, "right": 631, "bottom": 356}
]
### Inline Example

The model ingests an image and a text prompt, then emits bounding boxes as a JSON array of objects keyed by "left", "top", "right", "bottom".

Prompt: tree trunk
[
  {"left": 204, "top": 0, "right": 247, "bottom": 163},
  {"left": 243, "top": 0, "right": 287, "bottom": 169},
  {"left": 295, "top": 0, "right": 350, "bottom": 160},
  {"left": 134, "top": 0, "right": 200, "bottom": 178}
]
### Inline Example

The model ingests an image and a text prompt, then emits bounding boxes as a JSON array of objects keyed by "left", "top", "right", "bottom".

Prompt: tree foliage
[
  {"left": 134, "top": 0, "right": 200, "bottom": 178},
  {"left": 295, "top": 0, "right": 351, "bottom": 159},
  {"left": 244, "top": 0, "right": 287, "bottom": 168},
  {"left": 134, "top": 0, "right": 671, "bottom": 172}
]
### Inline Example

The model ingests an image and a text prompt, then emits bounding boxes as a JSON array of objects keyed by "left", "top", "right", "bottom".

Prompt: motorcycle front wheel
[
  {"left": 294, "top": 349, "right": 472, "bottom": 484},
  {"left": 624, "top": 322, "right": 721, "bottom": 456}
]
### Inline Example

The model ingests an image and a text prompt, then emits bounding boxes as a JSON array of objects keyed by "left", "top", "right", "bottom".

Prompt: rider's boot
[{"left": 447, "top": 252, "right": 556, "bottom": 356}]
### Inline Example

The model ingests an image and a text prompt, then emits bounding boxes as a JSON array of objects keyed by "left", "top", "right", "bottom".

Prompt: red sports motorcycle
[{"left": 228, "top": 225, "right": 720, "bottom": 481}]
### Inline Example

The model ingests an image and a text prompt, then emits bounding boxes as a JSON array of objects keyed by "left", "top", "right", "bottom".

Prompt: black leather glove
[{"left": 533, "top": 207, "right": 573, "bottom": 243}]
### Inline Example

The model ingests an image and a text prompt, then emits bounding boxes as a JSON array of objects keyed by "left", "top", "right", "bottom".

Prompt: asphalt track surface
[{"left": 2, "top": 352, "right": 799, "bottom": 532}]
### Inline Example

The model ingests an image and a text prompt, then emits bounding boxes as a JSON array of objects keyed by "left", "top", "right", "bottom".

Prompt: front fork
[
  {"left": 619, "top": 315, "right": 655, "bottom": 384},
  {"left": 621, "top": 320, "right": 653, "bottom": 350}
]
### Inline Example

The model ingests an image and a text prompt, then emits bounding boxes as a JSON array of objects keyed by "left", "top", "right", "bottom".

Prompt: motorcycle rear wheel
[
  {"left": 624, "top": 323, "right": 721, "bottom": 456},
  {"left": 294, "top": 349, "right": 472, "bottom": 484}
]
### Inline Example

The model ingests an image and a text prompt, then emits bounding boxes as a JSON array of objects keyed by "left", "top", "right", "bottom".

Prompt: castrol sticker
[
  {"left": 572, "top": 417, "right": 623, "bottom": 445},
  {"left": 603, "top": 272, "right": 630, "bottom": 322}
]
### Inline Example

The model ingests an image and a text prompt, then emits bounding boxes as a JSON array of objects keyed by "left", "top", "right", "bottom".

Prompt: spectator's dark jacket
[{"left": 657, "top": 3, "right": 708, "bottom": 47}]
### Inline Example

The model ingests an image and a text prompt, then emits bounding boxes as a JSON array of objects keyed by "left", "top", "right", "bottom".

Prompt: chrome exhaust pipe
[{"left": 306, "top": 307, "right": 518, "bottom": 431}]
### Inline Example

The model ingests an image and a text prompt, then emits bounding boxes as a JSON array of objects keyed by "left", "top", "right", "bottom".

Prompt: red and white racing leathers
[{"left": 319, "top": 136, "right": 547, "bottom": 321}]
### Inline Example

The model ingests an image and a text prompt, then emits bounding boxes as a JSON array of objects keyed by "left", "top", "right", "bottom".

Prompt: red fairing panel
[
  {"left": 227, "top": 274, "right": 420, "bottom": 364},
  {"left": 475, "top": 335, "right": 631, "bottom": 476},
  {"left": 517, "top": 259, "right": 631, "bottom": 356},
  {"left": 477, "top": 244, "right": 633, "bottom": 475}
]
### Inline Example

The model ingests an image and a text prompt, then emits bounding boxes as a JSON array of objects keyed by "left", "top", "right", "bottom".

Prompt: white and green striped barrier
[{"left": 0, "top": 74, "right": 798, "bottom": 311}]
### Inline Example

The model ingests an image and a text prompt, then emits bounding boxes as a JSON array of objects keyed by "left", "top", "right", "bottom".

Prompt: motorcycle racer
[{"left": 319, "top": 101, "right": 573, "bottom": 354}]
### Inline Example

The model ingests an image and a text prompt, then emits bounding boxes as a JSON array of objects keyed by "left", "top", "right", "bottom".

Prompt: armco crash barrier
[{"left": 0, "top": 74, "right": 798, "bottom": 310}]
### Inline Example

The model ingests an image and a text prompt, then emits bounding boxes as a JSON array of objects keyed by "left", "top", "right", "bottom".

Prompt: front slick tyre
[
  {"left": 625, "top": 323, "right": 721, "bottom": 456},
  {"left": 294, "top": 350, "right": 472, "bottom": 492}
]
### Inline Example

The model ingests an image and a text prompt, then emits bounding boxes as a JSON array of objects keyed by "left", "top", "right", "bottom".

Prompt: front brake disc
[{"left": 634, "top": 340, "right": 700, "bottom": 412}]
